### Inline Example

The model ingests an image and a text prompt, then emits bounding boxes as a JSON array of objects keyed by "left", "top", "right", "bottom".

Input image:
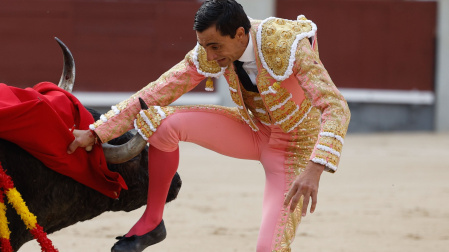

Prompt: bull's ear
[{"left": 139, "top": 97, "right": 149, "bottom": 110}]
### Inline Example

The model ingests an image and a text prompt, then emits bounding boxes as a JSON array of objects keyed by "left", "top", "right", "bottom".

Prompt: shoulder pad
[
  {"left": 256, "top": 15, "right": 317, "bottom": 81},
  {"left": 192, "top": 44, "right": 226, "bottom": 78}
]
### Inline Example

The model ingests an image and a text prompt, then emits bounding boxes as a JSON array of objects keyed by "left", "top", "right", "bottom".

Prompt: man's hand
[
  {"left": 67, "top": 129, "right": 95, "bottom": 154},
  {"left": 283, "top": 161, "right": 325, "bottom": 216}
]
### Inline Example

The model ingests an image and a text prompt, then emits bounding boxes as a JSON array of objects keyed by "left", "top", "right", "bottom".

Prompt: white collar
[{"left": 237, "top": 33, "right": 255, "bottom": 63}]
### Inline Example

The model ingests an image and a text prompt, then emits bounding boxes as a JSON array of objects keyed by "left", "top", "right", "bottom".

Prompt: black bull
[
  {"left": 0, "top": 108, "right": 182, "bottom": 251},
  {"left": 0, "top": 39, "right": 182, "bottom": 250}
]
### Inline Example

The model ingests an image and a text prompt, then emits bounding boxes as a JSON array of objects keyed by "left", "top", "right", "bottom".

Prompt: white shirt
[{"left": 237, "top": 33, "right": 258, "bottom": 85}]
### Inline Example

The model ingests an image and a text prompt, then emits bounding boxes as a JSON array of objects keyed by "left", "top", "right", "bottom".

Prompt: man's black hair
[{"left": 193, "top": 0, "right": 251, "bottom": 38}]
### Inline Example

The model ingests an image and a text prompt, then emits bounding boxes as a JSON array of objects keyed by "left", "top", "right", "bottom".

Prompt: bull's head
[{"left": 55, "top": 37, "right": 147, "bottom": 164}]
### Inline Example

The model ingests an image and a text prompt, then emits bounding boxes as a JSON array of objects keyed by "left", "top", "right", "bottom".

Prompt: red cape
[{"left": 0, "top": 82, "right": 127, "bottom": 198}]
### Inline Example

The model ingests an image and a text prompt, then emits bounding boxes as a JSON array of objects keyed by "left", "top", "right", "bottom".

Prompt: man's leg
[
  {"left": 255, "top": 107, "right": 321, "bottom": 252},
  {"left": 256, "top": 125, "right": 318, "bottom": 252},
  {"left": 256, "top": 147, "right": 299, "bottom": 252},
  {"left": 127, "top": 105, "right": 267, "bottom": 237},
  {"left": 125, "top": 145, "right": 179, "bottom": 237}
]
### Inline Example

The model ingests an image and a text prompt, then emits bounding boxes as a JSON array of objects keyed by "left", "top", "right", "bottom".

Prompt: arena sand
[{"left": 20, "top": 132, "right": 449, "bottom": 252}]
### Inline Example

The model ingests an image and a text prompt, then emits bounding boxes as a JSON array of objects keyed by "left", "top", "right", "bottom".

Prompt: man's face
[{"left": 196, "top": 25, "right": 248, "bottom": 67}]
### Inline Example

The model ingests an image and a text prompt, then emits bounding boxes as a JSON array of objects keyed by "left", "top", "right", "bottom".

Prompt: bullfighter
[{"left": 68, "top": 0, "right": 351, "bottom": 251}]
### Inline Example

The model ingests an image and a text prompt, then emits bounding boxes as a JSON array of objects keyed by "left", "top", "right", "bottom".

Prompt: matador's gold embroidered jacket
[{"left": 91, "top": 15, "right": 351, "bottom": 173}]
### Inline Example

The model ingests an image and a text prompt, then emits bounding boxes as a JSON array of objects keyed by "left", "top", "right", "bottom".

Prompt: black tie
[{"left": 233, "top": 60, "right": 259, "bottom": 93}]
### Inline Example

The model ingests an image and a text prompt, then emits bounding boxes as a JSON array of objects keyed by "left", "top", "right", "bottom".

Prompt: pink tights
[
  {"left": 126, "top": 106, "right": 318, "bottom": 251},
  {"left": 125, "top": 145, "right": 179, "bottom": 238}
]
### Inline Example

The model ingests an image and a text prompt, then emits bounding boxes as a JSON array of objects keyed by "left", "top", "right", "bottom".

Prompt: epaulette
[
  {"left": 192, "top": 44, "right": 226, "bottom": 91},
  {"left": 256, "top": 15, "right": 317, "bottom": 84}
]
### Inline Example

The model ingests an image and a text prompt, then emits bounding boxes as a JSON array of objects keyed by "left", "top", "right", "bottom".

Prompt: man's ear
[{"left": 235, "top": 27, "right": 246, "bottom": 39}]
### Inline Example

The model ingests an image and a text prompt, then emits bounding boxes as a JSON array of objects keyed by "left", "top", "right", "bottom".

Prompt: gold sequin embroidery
[
  {"left": 196, "top": 45, "right": 222, "bottom": 74},
  {"left": 241, "top": 86, "right": 272, "bottom": 125},
  {"left": 260, "top": 18, "right": 313, "bottom": 77},
  {"left": 135, "top": 106, "right": 176, "bottom": 139},
  {"left": 272, "top": 108, "right": 320, "bottom": 251}
]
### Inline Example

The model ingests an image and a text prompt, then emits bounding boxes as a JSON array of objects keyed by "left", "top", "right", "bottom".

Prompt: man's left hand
[{"left": 283, "top": 161, "right": 325, "bottom": 216}]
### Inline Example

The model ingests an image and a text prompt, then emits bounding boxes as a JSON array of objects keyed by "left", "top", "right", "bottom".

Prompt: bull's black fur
[{"left": 0, "top": 108, "right": 182, "bottom": 250}]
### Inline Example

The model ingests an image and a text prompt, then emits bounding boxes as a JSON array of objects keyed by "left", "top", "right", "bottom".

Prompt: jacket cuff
[{"left": 310, "top": 131, "right": 345, "bottom": 173}]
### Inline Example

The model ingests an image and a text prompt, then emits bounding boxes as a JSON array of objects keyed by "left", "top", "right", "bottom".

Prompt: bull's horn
[
  {"left": 102, "top": 97, "right": 149, "bottom": 164},
  {"left": 55, "top": 37, "right": 75, "bottom": 93},
  {"left": 139, "top": 97, "right": 149, "bottom": 110},
  {"left": 102, "top": 133, "right": 147, "bottom": 164}
]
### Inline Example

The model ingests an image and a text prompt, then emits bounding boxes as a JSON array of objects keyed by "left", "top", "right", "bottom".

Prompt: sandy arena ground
[{"left": 20, "top": 132, "right": 449, "bottom": 252}]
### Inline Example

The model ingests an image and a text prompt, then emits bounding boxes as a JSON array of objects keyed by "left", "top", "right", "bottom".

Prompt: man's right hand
[{"left": 67, "top": 129, "right": 95, "bottom": 154}]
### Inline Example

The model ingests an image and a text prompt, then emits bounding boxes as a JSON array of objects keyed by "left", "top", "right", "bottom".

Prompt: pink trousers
[{"left": 148, "top": 105, "right": 320, "bottom": 251}]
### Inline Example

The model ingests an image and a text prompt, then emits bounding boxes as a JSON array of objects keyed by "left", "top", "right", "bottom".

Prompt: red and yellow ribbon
[
  {"left": 0, "top": 162, "right": 58, "bottom": 252},
  {"left": 0, "top": 189, "right": 13, "bottom": 252}
]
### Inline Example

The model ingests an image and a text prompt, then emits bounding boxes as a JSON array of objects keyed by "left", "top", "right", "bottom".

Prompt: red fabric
[{"left": 0, "top": 82, "right": 127, "bottom": 198}]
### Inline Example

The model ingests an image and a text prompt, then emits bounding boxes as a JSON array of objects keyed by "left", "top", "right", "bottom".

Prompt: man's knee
[{"left": 148, "top": 113, "right": 183, "bottom": 152}]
